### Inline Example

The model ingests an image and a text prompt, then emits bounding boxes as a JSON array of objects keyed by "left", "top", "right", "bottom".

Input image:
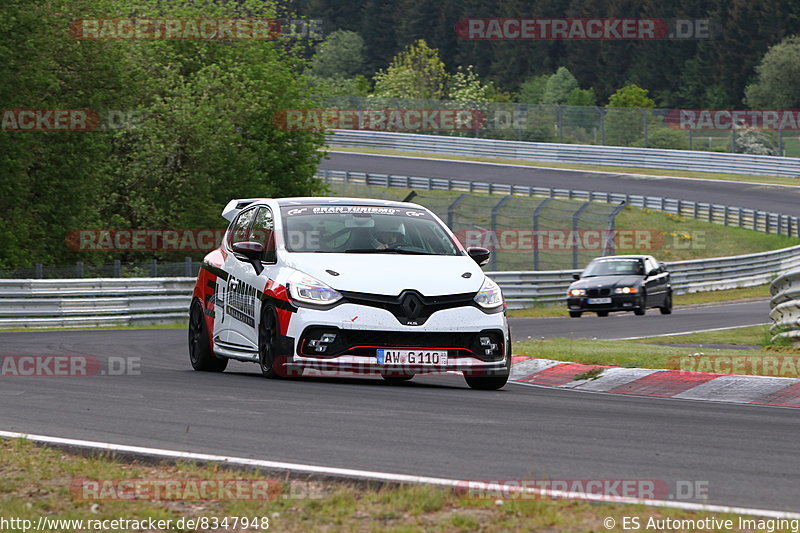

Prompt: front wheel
[
  {"left": 464, "top": 357, "right": 510, "bottom": 390},
  {"left": 188, "top": 299, "right": 228, "bottom": 372},
  {"left": 382, "top": 374, "right": 414, "bottom": 384},
  {"left": 569, "top": 311, "right": 582, "bottom": 318},
  {"left": 660, "top": 291, "right": 673, "bottom": 315},
  {"left": 258, "top": 305, "right": 282, "bottom": 379},
  {"left": 597, "top": 311, "right": 609, "bottom": 317}
]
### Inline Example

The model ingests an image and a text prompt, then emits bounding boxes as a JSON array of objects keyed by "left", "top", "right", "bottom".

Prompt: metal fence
[
  {"left": 319, "top": 169, "right": 800, "bottom": 238},
  {"left": 326, "top": 129, "right": 800, "bottom": 178},
  {"left": 325, "top": 97, "right": 800, "bottom": 158},
  {"left": 5, "top": 242, "right": 798, "bottom": 328},
  {"left": 326, "top": 176, "right": 623, "bottom": 270},
  {"left": 770, "top": 268, "right": 800, "bottom": 344}
]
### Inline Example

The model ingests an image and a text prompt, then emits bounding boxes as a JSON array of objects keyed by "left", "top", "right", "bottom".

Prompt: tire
[
  {"left": 258, "top": 305, "right": 282, "bottom": 379},
  {"left": 569, "top": 311, "right": 582, "bottom": 318},
  {"left": 660, "top": 291, "right": 673, "bottom": 315},
  {"left": 464, "top": 356, "right": 510, "bottom": 390},
  {"left": 188, "top": 299, "right": 228, "bottom": 372},
  {"left": 597, "top": 311, "right": 609, "bottom": 317},
  {"left": 634, "top": 292, "right": 647, "bottom": 316}
]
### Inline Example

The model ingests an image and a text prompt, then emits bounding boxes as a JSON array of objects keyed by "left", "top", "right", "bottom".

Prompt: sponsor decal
[{"left": 273, "top": 109, "right": 485, "bottom": 131}]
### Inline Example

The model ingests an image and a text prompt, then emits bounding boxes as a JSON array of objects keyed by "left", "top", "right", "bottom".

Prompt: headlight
[
  {"left": 614, "top": 286, "right": 638, "bottom": 294},
  {"left": 568, "top": 288, "right": 586, "bottom": 297},
  {"left": 474, "top": 277, "right": 503, "bottom": 309},
  {"left": 287, "top": 271, "right": 342, "bottom": 305}
]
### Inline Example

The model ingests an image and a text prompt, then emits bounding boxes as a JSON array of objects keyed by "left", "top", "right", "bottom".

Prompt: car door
[
  {"left": 214, "top": 207, "right": 258, "bottom": 347},
  {"left": 643, "top": 256, "right": 666, "bottom": 306},
  {"left": 226, "top": 206, "right": 279, "bottom": 350}
]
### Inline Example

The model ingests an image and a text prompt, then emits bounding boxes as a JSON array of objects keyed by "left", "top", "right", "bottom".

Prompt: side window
[
  {"left": 644, "top": 258, "right": 657, "bottom": 275},
  {"left": 250, "top": 207, "right": 277, "bottom": 263},
  {"left": 228, "top": 208, "right": 257, "bottom": 248}
]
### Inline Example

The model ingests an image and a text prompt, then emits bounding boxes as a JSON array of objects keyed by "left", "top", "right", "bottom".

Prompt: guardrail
[
  {"left": 770, "top": 269, "right": 800, "bottom": 344},
  {"left": 4, "top": 244, "right": 799, "bottom": 326},
  {"left": 327, "top": 130, "right": 800, "bottom": 178},
  {"left": 319, "top": 169, "right": 800, "bottom": 237},
  {"left": 0, "top": 278, "right": 194, "bottom": 328}
]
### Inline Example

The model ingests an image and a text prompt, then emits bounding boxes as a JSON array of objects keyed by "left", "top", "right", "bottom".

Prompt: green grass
[
  {"left": 325, "top": 146, "right": 800, "bottom": 185},
  {"left": 513, "top": 325, "right": 796, "bottom": 372},
  {"left": 0, "top": 438, "right": 750, "bottom": 532}
]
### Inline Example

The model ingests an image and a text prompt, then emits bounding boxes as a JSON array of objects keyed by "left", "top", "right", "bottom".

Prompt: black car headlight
[
  {"left": 614, "top": 286, "right": 639, "bottom": 294},
  {"left": 568, "top": 288, "right": 586, "bottom": 297}
]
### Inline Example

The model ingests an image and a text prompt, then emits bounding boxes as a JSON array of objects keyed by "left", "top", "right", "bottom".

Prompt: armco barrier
[
  {"left": 770, "top": 268, "right": 800, "bottom": 344},
  {"left": 4, "top": 244, "right": 799, "bottom": 326},
  {"left": 327, "top": 130, "right": 800, "bottom": 178}
]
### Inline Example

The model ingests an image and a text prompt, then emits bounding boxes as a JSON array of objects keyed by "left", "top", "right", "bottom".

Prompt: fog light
[
  {"left": 315, "top": 345, "right": 327, "bottom": 353},
  {"left": 480, "top": 337, "right": 491, "bottom": 346},
  {"left": 321, "top": 333, "right": 336, "bottom": 343},
  {"left": 308, "top": 339, "right": 320, "bottom": 347}
]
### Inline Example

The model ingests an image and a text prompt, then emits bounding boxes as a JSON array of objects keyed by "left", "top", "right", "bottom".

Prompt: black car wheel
[
  {"left": 464, "top": 356, "right": 510, "bottom": 390},
  {"left": 382, "top": 374, "right": 414, "bottom": 384},
  {"left": 597, "top": 311, "right": 609, "bottom": 317},
  {"left": 258, "top": 305, "right": 282, "bottom": 379},
  {"left": 188, "top": 299, "right": 228, "bottom": 372},
  {"left": 634, "top": 291, "right": 647, "bottom": 315},
  {"left": 660, "top": 291, "right": 673, "bottom": 315},
  {"left": 569, "top": 311, "right": 582, "bottom": 318}
]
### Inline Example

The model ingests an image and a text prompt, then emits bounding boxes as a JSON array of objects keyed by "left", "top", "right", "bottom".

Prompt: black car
[{"left": 566, "top": 255, "right": 672, "bottom": 318}]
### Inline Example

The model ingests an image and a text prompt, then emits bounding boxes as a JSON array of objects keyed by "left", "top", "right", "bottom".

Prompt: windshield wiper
[{"left": 344, "top": 248, "right": 435, "bottom": 255}]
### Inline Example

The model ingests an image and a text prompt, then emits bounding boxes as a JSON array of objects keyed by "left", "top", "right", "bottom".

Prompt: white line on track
[
  {"left": 328, "top": 150, "right": 800, "bottom": 189},
  {"left": 2, "top": 430, "right": 799, "bottom": 519}
]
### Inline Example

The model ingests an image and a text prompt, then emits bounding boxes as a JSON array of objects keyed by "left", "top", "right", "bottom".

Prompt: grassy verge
[
  {"left": 507, "top": 284, "right": 770, "bottom": 318},
  {"left": 0, "top": 438, "right": 746, "bottom": 532},
  {"left": 325, "top": 146, "right": 800, "bottom": 187},
  {"left": 513, "top": 325, "right": 799, "bottom": 371}
]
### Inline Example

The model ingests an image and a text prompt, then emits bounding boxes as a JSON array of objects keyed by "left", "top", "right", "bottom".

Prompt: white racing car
[{"left": 189, "top": 197, "right": 511, "bottom": 390}]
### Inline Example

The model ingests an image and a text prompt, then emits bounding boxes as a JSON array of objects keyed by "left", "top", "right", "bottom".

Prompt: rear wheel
[
  {"left": 188, "top": 299, "right": 227, "bottom": 372},
  {"left": 660, "top": 291, "right": 673, "bottom": 315},
  {"left": 597, "top": 311, "right": 609, "bottom": 317},
  {"left": 569, "top": 311, "right": 582, "bottom": 318}
]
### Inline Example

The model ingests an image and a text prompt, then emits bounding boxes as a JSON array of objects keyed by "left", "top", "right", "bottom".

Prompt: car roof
[
  {"left": 274, "top": 197, "right": 419, "bottom": 209},
  {"left": 591, "top": 255, "right": 652, "bottom": 260}
]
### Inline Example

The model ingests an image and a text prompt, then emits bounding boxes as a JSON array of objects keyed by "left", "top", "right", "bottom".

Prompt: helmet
[{"left": 374, "top": 219, "right": 405, "bottom": 244}]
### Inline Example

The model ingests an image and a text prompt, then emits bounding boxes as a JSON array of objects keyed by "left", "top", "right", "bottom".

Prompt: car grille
[
  {"left": 298, "top": 327, "right": 506, "bottom": 361},
  {"left": 338, "top": 289, "right": 478, "bottom": 326},
  {"left": 586, "top": 288, "right": 611, "bottom": 297}
]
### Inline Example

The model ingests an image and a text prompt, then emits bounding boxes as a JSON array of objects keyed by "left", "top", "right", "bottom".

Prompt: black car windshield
[
  {"left": 280, "top": 205, "right": 461, "bottom": 255},
  {"left": 582, "top": 258, "right": 644, "bottom": 277}
]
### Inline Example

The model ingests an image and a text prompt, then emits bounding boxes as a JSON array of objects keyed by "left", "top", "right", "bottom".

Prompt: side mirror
[
  {"left": 232, "top": 241, "right": 265, "bottom": 275},
  {"left": 647, "top": 269, "right": 658, "bottom": 277},
  {"left": 467, "top": 247, "right": 491, "bottom": 266},
  {"left": 232, "top": 241, "right": 264, "bottom": 259},
  {"left": 572, "top": 273, "right": 580, "bottom": 280}
]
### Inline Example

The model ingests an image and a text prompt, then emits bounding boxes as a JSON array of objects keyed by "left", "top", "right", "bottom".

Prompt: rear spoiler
[{"left": 221, "top": 198, "right": 268, "bottom": 222}]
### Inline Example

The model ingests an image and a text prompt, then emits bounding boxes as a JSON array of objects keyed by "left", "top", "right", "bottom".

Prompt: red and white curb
[{"left": 509, "top": 357, "right": 800, "bottom": 408}]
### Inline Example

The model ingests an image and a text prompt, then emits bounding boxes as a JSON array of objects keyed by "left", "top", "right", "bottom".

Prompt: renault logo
[{"left": 400, "top": 292, "right": 424, "bottom": 320}]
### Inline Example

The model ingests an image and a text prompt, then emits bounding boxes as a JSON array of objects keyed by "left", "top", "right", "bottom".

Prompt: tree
[
  {"left": 566, "top": 88, "right": 596, "bottom": 107},
  {"left": 541, "top": 67, "right": 579, "bottom": 105},
  {"left": 372, "top": 40, "right": 448, "bottom": 100},
  {"left": 745, "top": 36, "right": 800, "bottom": 108},
  {"left": 447, "top": 66, "right": 495, "bottom": 102},
  {"left": 309, "top": 30, "right": 366, "bottom": 78},
  {"left": 607, "top": 85, "right": 656, "bottom": 108},
  {"left": 517, "top": 75, "right": 549, "bottom": 105}
]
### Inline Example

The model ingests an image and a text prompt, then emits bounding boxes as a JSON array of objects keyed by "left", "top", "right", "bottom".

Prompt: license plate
[
  {"left": 377, "top": 349, "right": 448, "bottom": 366},
  {"left": 588, "top": 297, "right": 612, "bottom": 304}
]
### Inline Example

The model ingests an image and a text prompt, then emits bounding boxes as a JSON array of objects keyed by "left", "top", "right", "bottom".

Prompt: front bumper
[
  {"left": 567, "top": 294, "right": 643, "bottom": 312},
  {"left": 283, "top": 303, "right": 510, "bottom": 376}
]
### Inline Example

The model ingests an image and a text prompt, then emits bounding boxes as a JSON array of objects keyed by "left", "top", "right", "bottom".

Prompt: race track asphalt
[{"left": 1, "top": 327, "right": 798, "bottom": 512}]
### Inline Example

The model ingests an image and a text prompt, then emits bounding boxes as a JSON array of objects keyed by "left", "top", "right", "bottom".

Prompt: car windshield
[
  {"left": 280, "top": 205, "right": 461, "bottom": 255},
  {"left": 582, "top": 258, "right": 644, "bottom": 277}
]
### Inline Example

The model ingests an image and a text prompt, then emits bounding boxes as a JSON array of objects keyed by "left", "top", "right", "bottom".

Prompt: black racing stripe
[
  {"left": 258, "top": 292, "right": 298, "bottom": 313},
  {"left": 202, "top": 262, "right": 228, "bottom": 281}
]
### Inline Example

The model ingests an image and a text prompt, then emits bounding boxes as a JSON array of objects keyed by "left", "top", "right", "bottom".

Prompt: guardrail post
[
  {"left": 532, "top": 198, "right": 551, "bottom": 270},
  {"left": 113, "top": 260, "right": 121, "bottom": 278},
  {"left": 151, "top": 259, "right": 158, "bottom": 277},
  {"left": 572, "top": 202, "right": 590, "bottom": 269},
  {"left": 76, "top": 262, "right": 83, "bottom": 278},
  {"left": 723, "top": 206, "right": 729, "bottom": 226},
  {"left": 185, "top": 257, "right": 193, "bottom": 277},
  {"left": 34, "top": 263, "right": 42, "bottom": 279},
  {"left": 490, "top": 196, "right": 512, "bottom": 270}
]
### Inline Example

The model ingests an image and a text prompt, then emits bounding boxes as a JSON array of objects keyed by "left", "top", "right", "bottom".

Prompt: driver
[{"left": 373, "top": 219, "right": 406, "bottom": 250}]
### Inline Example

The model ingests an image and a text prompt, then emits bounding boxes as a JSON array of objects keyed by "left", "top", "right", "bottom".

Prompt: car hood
[
  {"left": 284, "top": 253, "right": 485, "bottom": 296},
  {"left": 570, "top": 275, "right": 642, "bottom": 289}
]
